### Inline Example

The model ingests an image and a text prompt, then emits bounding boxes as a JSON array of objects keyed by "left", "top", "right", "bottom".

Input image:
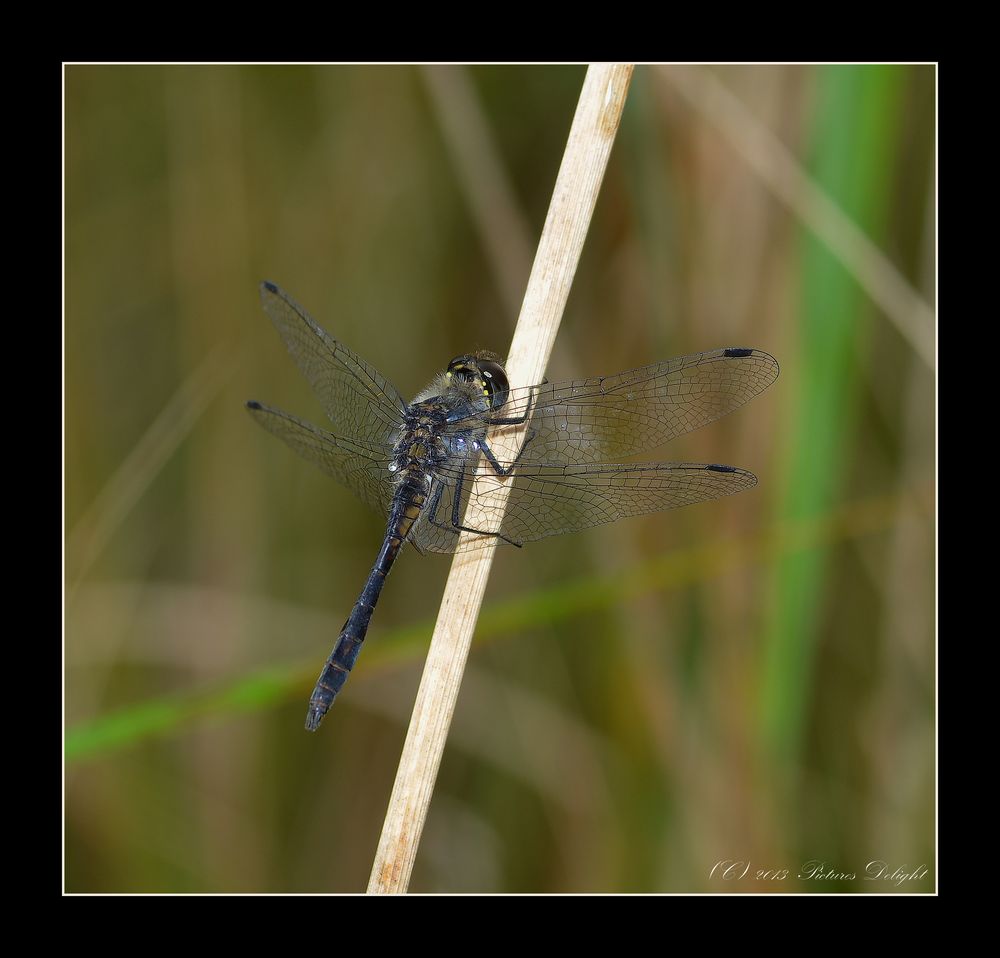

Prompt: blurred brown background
[{"left": 65, "top": 64, "right": 935, "bottom": 893}]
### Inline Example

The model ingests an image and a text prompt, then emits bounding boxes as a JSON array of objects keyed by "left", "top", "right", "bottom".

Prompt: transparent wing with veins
[
  {"left": 257, "top": 281, "right": 407, "bottom": 446},
  {"left": 408, "top": 460, "right": 758, "bottom": 555},
  {"left": 246, "top": 401, "right": 396, "bottom": 519},
  {"left": 461, "top": 347, "right": 780, "bottom": 464},
  {"left": 248, "top": 281, "right": 407, "bottom": 517}
]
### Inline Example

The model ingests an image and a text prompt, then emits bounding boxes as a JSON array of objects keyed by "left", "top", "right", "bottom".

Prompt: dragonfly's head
[{"left": 446, "top": 351, "right": 510, "bottom": 411}]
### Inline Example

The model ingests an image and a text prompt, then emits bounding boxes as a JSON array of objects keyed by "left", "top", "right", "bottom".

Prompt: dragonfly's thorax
[
  {"left": 391, "top": 399, "right": 453, "bottom": 478},
  {"left": 390, "top": 390, "right": 491, "bottom": 498}
]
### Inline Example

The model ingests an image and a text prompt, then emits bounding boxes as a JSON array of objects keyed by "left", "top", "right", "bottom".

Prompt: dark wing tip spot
[
  {"left": 246, "top": 400, "right": 262, "bottom": 410},
  {"left": 706, "top": 464, "right": 737, "bottom": 473},
  {"left": 723, "top": 347, "right": 754, "bottom": 358},
  {"left": 261, "top": 280, "right": 279, "bottom": 294}
]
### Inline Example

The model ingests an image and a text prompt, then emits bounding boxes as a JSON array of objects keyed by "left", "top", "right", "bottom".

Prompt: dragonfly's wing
[
  {"left": 496, "top": 462, "right": 756, "bottom": 543},
  {"left": 258, "top": 281, "right": 407, "bottom": 446},
  {"left": 476, "top": 348, "right": 778, "bottom": 465},
  {"left": 408, "top": 461, "right": 756, "bottom": 554},
  {"left": 247, "top": 401, "right": 395, "bottom": 518}
]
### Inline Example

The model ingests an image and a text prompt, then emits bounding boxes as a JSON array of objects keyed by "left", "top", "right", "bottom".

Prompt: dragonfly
[{"left": 247, "top": 281, "right": 779, "bottom": 731}]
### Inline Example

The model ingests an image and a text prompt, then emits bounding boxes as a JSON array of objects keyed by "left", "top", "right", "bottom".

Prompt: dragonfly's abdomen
[{"left": 303, "top": 473, "right": 430, "bottom": 731}]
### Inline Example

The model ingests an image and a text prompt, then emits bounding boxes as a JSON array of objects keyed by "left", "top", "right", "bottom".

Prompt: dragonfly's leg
[
  {"left": 428, "top": 471, "right": 523, "bottom": 547},
  {"left": 478, "top": 427, "right": 536, "bottom": 478},
  {"left": 488, "top": 386, "right": 536, "bottom": 426},
  {"left": 424, "top": 480, "right": 456, "bottom": 536}
]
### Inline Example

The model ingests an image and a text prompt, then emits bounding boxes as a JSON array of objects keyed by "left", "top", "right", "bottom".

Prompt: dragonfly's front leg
[
  {"left": 478, "top": 385, "right": 537, "bottom": 474},
  {"left": 487, "top": 382, "right": 538, "bottom": 427},
  {"left": 477, "top": 428, "right": 535, "bottom": 478}
]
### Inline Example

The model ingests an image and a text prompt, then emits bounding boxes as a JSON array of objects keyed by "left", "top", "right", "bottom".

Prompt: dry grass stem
[{"left": 367, "top": 64, "right": 634, "bottom": 894}]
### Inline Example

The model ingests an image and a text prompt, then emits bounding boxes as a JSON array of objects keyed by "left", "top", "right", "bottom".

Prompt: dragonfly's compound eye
[
  {"left": 447, "top": 355, "right": 476, "bottom": 383},
  {"left": 478, "top": 360, "right": 509, "bottom": 410}
]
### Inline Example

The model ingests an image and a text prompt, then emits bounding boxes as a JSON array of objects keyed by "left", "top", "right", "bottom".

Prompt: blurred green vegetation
[{"left": 65, "top": 64, "right": 935, "bottom": 893}]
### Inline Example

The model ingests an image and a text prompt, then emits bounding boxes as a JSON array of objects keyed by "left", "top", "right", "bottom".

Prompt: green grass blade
[{"left": 759, "top": 65, "right": 908, "bottom": 762}]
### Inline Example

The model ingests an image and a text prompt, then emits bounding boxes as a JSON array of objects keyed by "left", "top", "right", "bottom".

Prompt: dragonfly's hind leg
[{"left": 427, "top": 474, "right": 523, "bottom": 548}]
